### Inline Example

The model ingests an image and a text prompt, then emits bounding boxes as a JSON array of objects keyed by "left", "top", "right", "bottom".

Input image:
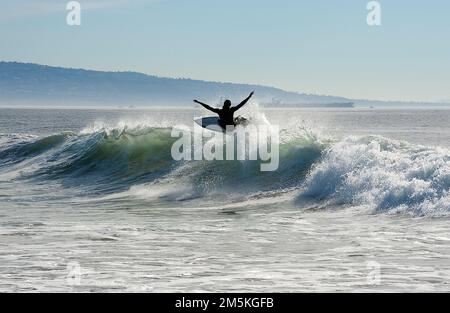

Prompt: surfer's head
[{"left": 223, "top": 100, "right": 232, "bottom": 109}]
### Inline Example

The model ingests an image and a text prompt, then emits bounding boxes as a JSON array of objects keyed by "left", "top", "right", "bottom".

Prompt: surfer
[{"left": 194, "top": 91, "right": 254, "bottom": 128}]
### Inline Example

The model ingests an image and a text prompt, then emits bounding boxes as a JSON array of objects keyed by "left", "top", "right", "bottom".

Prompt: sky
[{"left": 1, "top": 0, "right": 449, "bottom": 102}]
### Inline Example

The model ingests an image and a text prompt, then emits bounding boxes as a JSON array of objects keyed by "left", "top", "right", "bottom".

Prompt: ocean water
[{"left": 1, "top": 106, "right": 450, "bottom": 292}]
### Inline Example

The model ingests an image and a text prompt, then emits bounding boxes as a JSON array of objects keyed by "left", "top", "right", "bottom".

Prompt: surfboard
[
  {"left": 195, "top": 116, "right": 224, "bottom": 132},
  {"left": 195, "top": 116, "right": 249, "bottom": 133}
]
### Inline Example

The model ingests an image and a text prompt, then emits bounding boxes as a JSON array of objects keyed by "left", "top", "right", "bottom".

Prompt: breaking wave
[
  {"left": 301, "top": 136, "right": 450, "bottom": 217},
  {"left": 1, "top": 123, "right": 449, "bottom": 216}
]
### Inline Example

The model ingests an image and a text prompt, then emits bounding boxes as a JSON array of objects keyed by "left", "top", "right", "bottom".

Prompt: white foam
[{"left": 302, "top": 135, "right": 450, "bottom": 216}]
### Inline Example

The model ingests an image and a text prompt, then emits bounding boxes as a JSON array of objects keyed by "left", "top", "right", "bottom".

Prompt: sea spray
[{"left": 301, "top": 135, "right": 450, "bottom": 216}]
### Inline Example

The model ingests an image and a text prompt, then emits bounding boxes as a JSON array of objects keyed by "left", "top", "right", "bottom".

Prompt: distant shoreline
[{"left": 3, "top": 61, "right": 448, "bottom": 108}]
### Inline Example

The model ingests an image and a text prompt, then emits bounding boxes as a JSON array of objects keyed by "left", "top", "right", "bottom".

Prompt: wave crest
[{"left": 302, "top": 136, "right": 450, "bottom": 216}]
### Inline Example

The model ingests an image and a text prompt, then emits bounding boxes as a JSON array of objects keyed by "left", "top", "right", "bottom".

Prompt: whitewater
[{"left": 1, "top": 106, "right": 450, "bottom": 292}]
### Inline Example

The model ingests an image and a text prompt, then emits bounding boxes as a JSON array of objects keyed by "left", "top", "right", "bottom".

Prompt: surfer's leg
[{"left": 218, "top": 119, "right": 226, "bottom": 129}]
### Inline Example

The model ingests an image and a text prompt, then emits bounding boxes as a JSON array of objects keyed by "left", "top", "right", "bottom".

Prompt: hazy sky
[{"left": 1, "top": 0, "right": 449, "bottom": 102}]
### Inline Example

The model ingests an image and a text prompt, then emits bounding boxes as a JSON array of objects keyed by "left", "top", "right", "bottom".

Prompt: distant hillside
[{"left": 0, "top": 62, "right": 351, "bottom": 107}]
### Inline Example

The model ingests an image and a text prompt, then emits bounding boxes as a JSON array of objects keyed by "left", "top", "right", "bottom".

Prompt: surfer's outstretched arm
[
  {"left": 233, "top": 91, "right": 254, "bottom": 111},
  {"left": 194, "top": 100, "right": 220, "bottom": 113}
]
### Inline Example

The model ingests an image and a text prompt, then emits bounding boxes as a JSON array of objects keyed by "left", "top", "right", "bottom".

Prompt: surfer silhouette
[{"left": 194, "top": 91, "right": 254, "bottom": 129}]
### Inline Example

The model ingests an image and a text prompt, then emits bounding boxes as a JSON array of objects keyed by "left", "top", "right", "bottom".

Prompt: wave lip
[
  {"left": 0, "top": 133, "right": 73, "bottom": 166},
  {"left": 301, "top": 135, "right": 450, "bottom": 217},
  {"left": 0, "top": 127, "right": 179, "bottom": 194}
]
